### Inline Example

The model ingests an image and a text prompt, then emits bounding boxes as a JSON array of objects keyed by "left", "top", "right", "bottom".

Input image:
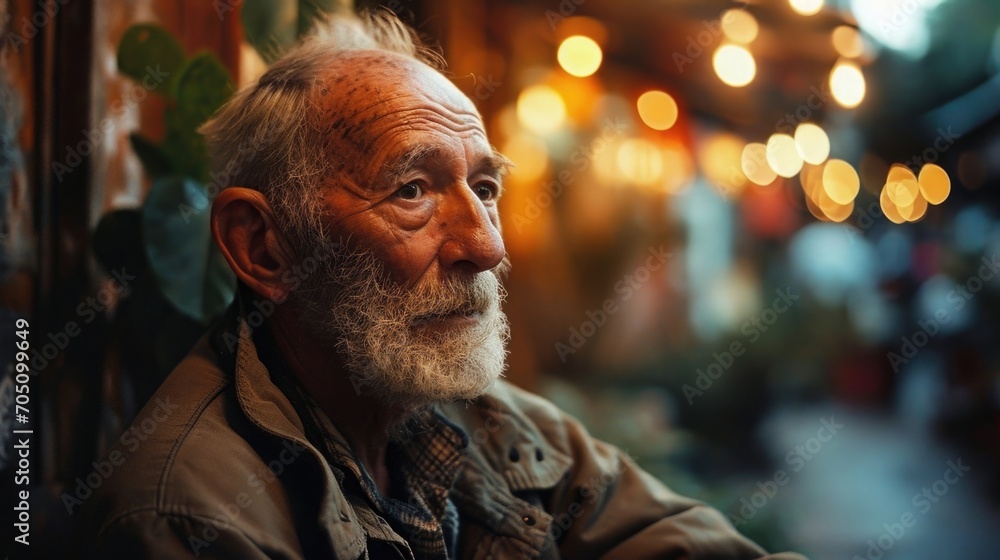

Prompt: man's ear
[{"left": 212, "top": 188, "right": 298, "bottom": 303}]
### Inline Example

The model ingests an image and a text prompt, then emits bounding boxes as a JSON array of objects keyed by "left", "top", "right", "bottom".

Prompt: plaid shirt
[{"left": 259, "top": 329, "right": 467, "bottom": 560}]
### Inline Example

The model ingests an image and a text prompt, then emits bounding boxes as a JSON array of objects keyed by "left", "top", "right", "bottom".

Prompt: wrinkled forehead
[{"left": 315, "top": 50, "right": 486, "bottom": 149}]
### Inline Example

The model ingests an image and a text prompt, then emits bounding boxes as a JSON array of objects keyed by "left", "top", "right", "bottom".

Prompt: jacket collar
[{"left": 231, "top": 318, "right": 368, "bottom": 560}]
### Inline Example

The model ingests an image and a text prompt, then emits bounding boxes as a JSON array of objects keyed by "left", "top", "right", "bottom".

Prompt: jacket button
[
  {"left": 339, "top": 512, "right": 351, "bottom": 522},
  {"left": 522, "top": 515, "right": 536, "bottom": 526},
  {"left": 508, "top": 446, "right": 520, "bottom": 462},
  {"left": 535, "top": 448, "right": 544, "bottom": 461}
]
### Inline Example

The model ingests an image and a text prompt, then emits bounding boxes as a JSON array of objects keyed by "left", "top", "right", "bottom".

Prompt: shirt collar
[
  {"left": 218, "top": 312, "right": 369, "bottom": 560},
  {"left": 234, "top": 304, "right": 470, "bottom": 559}
]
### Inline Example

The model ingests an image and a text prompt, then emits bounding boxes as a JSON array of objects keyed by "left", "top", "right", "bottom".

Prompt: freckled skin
[{"left": 314, "top": 51, "right": 505, "bottom": 287}]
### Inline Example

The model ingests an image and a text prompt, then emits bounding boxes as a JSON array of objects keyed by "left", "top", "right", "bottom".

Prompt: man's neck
[{"left": 267, "top": 306, "right": 403, "bottom": 497}]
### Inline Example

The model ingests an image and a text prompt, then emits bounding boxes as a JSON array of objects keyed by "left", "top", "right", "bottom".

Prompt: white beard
[{"left": 296, "top": 247, "right": 510, "bottom": 412}]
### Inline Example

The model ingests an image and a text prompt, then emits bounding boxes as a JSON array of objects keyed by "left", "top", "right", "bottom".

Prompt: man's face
[{"left": 289, "top": 51, "right": 510, "bottom": 410}]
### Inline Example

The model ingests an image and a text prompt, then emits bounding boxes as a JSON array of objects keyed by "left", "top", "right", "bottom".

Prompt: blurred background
[{"left": 2, "top": 0, "right": 1000, "bottom": 558}]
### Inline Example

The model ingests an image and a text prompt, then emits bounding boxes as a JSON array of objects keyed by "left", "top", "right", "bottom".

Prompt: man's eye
[
  {"left": 475, "top": 183, "right": 499, "bottom": 201},
  {"left": 395, "top": 183, "right": 423, "bottom": 200}
]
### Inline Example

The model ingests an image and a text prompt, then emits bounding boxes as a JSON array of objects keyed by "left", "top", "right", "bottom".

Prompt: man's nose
[{"left": 438, "top": 186, "right": 505, "bottom": 274}]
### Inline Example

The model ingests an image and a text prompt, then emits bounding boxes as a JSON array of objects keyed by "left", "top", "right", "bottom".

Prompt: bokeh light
[
  {"left": 789, "top": 0, "right": 824, "bottom": 16},
  {"left": 701, "top": 133, "right": 749, "bottom": 194},
  {"left": 721, "top": 9, "right": 759, "bottom": 44},
  {"left": 617, "top": 138, "right": 664, "bottom": 186},
  {"left": 887, "top": 163, "right": 918, "bottom": 185},
  {"left": 830, "top": 60, "right": 866, "bottom": 108},
  {"left": 636, "top": 90, "right": 679, "bottom": 131},
  {"left": 767, "top": 133, "right": 805, "bottom": 178},
  {"left": 713, "top": 44, "right": 756, "bottom": 87},
  {"left": 557, "top": 35, "right": 604, "bottom": 78},
  {"left": 501, "top": 133, "right": 549, "bottom": 183},
  {"left": 885, "top": 164, "right": 920, "bottom": 208},
  {"left": 743, "top": 143, "right": 778, "bottom": 186},
  {"left": 801, "top": 162, "right": 852, "bottom": 222},
  {"left": 832, "top": 26, "right": 865, "bottom": 58},
  {"left": 822, "top": 159, "right": 860, "bottom": 205},
  {"left": 794, "top": 123, "right": 831, "bottom": 165},
  {"left": 898, "top": 190, "right": 929, "bottom": 222},
  {"left": 886, "top": 180, "right": 920, "bottom": 208},
  {"left": 516, "top": 85, "right": 567, "bottom": 135},
  {"left": 879, "top": 186, "right": 907, "bottom": 224},
  {"left": 918, "top": 163, "right": 951, "bottom": 205},
  {"left": 659, "top": 141, "right": 696, "bottom": 194}
]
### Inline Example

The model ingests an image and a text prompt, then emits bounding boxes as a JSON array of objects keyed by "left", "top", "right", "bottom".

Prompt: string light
[
  {"left": 822, "top": 159, "right": 860, "bottom": 205},
  {"left": 714, "top": 44, "right": 756, "bottom": 87},
  {"left": 617, "top": 139, "right": 665, "bottom": 186},
  {"left": 721, "top": 9, "right": 759, "bottom": 44},
  {"left": 516, "top": 85, "right": 567, "bottom": 135},
  {"left": 918, "top": 163, "right": 951, "bottom": 204},
  {"left": 636, "top": 91, "right": 679, "bottom": 131},
  {"left": 794, "top": 123, "right": 831, "bottom": 165},
  {"left": 557, "top": 35, "right": 603, "bottom": 78},
  {"left": 789, "top": 0, "right": 824, "bottom": 16},
  {"left": 743, "top": 143, "right": 778, "bottom": 186},
  {"left": 830, "top": 59, "right": 866, "bottom": 108},
  {"left": 832, "top": 26, "right": 865, "bottom": 58},
  {"left": 766, "top": 133, "right": 804, "bottom": 178},
  {"left": 502, "top": 134, "right": 549, "bottom": 183}
]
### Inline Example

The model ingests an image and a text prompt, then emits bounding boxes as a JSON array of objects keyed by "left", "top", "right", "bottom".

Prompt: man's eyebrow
[
  {"left": 383, "top": 146, "right": 440, "bottom": 190},
  {"left": 381, "top": 147, "right": 513, "bottom": 189},
  {"left": 477, "top": 150, "right": 514, "bottom": 180}
]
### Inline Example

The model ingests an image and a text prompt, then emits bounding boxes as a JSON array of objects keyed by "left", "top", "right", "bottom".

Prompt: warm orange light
[
  {"left": 884, "top": 165, "right": 918, "bottom": 206},
  {"left": 880, "top": 186, "right": 907, "bottom": 224},
  {"left": 557, "top": 35, "right": 603, "bottom": 78},
  {"left": 502, "top": 134, "right": 549, "bottom": 183},
  {"left": 918, "top": 163, "right": 951, "bottom": 205},
  {"left": 636, "top": 90, "right": 679, "bottom": 131},
  {"left": 721, "top": 9, "right": 759, "bottom": 44},
  {"left": 832, "top": 26, "right": 864, "bottom": 59},
  {"left": 766, "top": 133, "right": 804, "bottom": 178},
  {"left": 713, "top": 44, "right": 756, "bottom": 87},
  {"left": 701, "top": 133, "right": 748, "bottom": 195},
  {"left": 517, "top": 85, "right": 567, "bottom": 135},
  {"left": 743, "top": 143, "right": 777, "bottom": 186},
  {"left": 898, "top": 192, "right": 928, "bottom": 222},
  {"left": 554, "top": 16, "right": 609, "bottom": 46},
  {"left": 886, "top": 180, "right": 920, "bottom": 207},
  {"left": 830, "top": 59, "right": 866, "bottom": 108},
  {"left": 822, "top": 159, "right": 860, "bottom": 205},
  {"left": 822, "top": 199, "right": 854, "bottom": 222},
  {"left": 789, "top": 0, "right": 824, "bottom": 16},
  {"left": 617, "top": 139, "right": 664, "bottom": 186},
  {"left": 794, "top": 123, "right": 831, "bottom": 165},
  {"left": 659, "top": 142, "right": 695, "bottom": 194}
]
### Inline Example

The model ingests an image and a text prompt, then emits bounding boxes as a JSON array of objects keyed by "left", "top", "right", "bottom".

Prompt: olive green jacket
[{"left": 76, "top": 319, "right": 807, "bottom": 559}]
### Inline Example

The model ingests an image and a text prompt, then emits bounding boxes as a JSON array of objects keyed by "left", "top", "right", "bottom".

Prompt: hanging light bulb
[
  {"left": 557, "top": 35, "right": 603, "bottom": 78},
  {"left": 830, "top": 59, "right": 866, "bottom": 108},
  {"left": 789, "top": 0, "right": 824, "bottom": 16},
  {"left": 713, "top": 44, "right": 756, "bottom": 87}
]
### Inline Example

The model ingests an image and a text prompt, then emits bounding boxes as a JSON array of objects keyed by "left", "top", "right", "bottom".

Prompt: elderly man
[{"left": 77, "top": 11, "right": 807, "bottom": 560}]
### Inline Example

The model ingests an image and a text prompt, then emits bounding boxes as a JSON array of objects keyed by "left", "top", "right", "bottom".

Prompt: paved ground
[{"left": 759, "top": 401, "right": 1000, "bottom": 560}]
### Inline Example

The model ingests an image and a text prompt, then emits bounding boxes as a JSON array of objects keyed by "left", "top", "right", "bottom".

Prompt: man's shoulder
[
  {"left": 440, "top": 380, "right": 578, "bottom": 488},
  {"left": 74, "top": 337, "right": 270, "bottom": 538}
]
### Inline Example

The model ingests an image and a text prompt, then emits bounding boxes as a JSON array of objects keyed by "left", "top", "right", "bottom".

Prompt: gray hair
[{"left": 199, "top": 10, "right": 444, "bottom": 253}]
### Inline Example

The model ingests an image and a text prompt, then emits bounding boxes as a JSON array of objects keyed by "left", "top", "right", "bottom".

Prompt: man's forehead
[{"left": 316, "top": 50, "right": 481, "bottom": 122}]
